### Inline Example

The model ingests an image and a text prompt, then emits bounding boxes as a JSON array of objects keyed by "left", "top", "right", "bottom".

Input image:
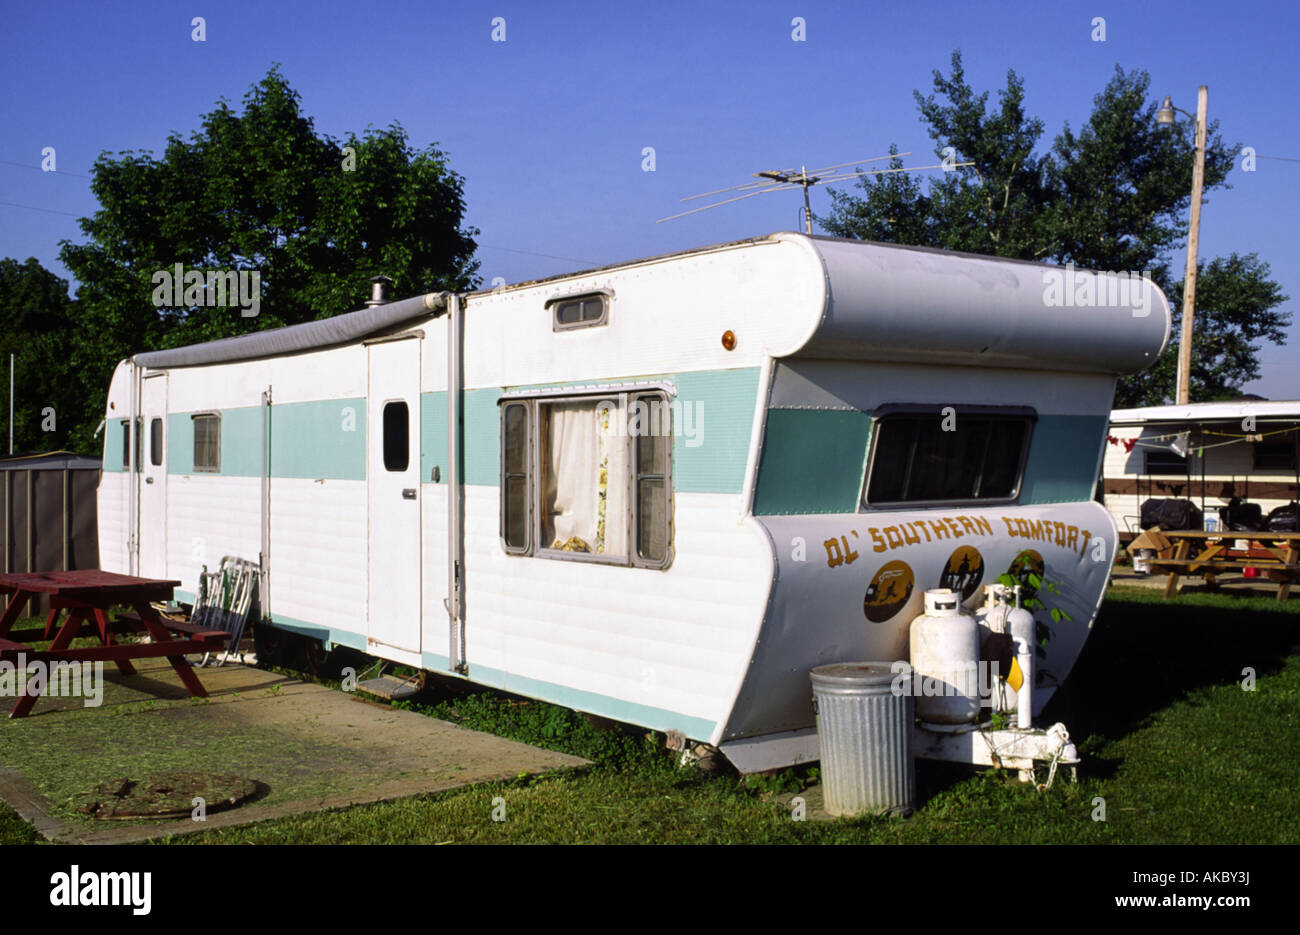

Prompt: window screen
[
  {"left": 150, "top": 418, "right": 163, "bottom": 466},
  {"left": 192, "top": 414, "right": 220, "bottom": 472},
  {"left": 866, "top": 414, "right": 1030, "bottom": 504},
  {"left": 383, "top": 401, "right": 409, "bottom": 472},
  {"left": 502, "top": 402, "right": 530, "bottom": 552},
  {"left": 634, "top": 396, "right": 669, "bottom": 563}
]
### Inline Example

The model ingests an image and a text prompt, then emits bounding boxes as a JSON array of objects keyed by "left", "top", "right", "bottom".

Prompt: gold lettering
[
  {"left": 1067, "top": 525, "right": 1079, "bottom": 552},
  {"left": 885, "top": 526, "right": 904, "bottom": 550},
  {"left": 1002, "top": 517, "right": 1017, "bottom": 536},
  {"left": 870, "top": 528, "right": 887, "bottom": 553},
  {"left": 975, "top": 516, "right": 993, "bottom": 536},
  {"left": 958, "top": 515, "right": 977, "bottom": 535},
  {"left": 1014, "top": 518, "right": 1031, "bottom": 538},
  {"left": 1079, "top": 528, "right": 1092, "bottom": 556},
  {"left": 901, "top": 522, "right": 920, "bottom": 546},
  {"left": 944, "top": 518, "right": 964, "bottom": 538},
  {"left": 824, "top": 538, "right": 844, "bottom": 568},
  {"left": 929, "top": 520, "right": 951, "bottom": 541}
]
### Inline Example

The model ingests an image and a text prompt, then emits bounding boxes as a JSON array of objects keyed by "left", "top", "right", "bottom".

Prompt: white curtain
[{"left": 543, "top": 400, "right": 627, "bottom": 557}]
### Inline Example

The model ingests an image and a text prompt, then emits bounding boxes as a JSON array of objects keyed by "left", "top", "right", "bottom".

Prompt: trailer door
[
  {"left": 366, "top": 338, "right": 422, "bottom": 654},
  {"left": 138, "top": 372, "right": 168, "bottom": 579}
]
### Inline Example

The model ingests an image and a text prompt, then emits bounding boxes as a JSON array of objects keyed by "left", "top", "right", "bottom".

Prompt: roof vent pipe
[{"left": 366, "top": 275, "right": 393, "bottom": 307}]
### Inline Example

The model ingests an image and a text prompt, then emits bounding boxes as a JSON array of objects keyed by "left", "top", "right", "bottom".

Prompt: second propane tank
[{"left": 909, "top": 588, "right": 980, "bottom": 725}]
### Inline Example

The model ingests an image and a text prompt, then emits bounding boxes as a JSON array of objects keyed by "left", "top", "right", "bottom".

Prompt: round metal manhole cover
[{"left": 74, "top": 771, "right": 259, "bottom": 820}]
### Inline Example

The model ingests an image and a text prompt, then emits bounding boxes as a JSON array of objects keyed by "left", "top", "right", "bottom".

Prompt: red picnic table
[{"left": 0, "top": 570, "right": 229, "bottom": 718}]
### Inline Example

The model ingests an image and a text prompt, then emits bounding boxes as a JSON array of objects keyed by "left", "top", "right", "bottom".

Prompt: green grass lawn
[{"left": 2, "top": 585, "right": 1296, "bottom": 844}]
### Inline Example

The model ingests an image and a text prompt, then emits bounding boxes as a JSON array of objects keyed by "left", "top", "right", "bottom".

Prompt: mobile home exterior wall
[{"left": 99, "top": 232, "right": 1171, "bottom": 765}]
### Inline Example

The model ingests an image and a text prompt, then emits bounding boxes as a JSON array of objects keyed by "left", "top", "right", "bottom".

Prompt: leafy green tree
[
  {"left": 1116, "top": 254, "right": 1290, "bottom": 406},
  {"left": 60, "top": 65, "right": 480, "bottom": 434},
  {"left": 0, "top": 258, "right": 92, "bottom": 453},
  {"left": 821, "top": 51, "right": 1290, "bottom": 405}
]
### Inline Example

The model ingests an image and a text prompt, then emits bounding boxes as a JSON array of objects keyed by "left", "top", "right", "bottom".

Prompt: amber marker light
[{"left": 721, "top": 330, "right": 737, "bottom": 351}]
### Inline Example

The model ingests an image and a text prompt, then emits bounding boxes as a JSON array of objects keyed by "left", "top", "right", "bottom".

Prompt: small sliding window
[{"left": 192, "top": 412, "right": 221, "bottom": 473}]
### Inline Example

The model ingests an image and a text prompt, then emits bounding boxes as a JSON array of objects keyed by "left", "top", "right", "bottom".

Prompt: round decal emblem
[
  {"left": 863, "top": 560, "right": 915, "bottom": 623},
  {"left": 1003, "top": 548, "right": 1045, "bottom": 585},
  {"left": 939, "top": 545, "right": 985, "bottom": 601}
]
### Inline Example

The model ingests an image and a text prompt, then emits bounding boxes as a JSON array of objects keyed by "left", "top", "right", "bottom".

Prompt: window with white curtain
[{"left": 499, "top": 390, "right": 672, "bottom": 568}]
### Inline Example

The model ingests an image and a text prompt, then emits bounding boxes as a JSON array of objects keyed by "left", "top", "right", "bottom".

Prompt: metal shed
[{"left": 1, "top": 451, "right": 101, "bottom": 613}]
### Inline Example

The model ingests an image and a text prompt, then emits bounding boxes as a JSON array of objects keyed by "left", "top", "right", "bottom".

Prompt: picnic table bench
[
  {"left": 1142, "top": 531, "right": 1300, "bottom": 601},
  {"left": 0, "top": 570, "right": 230, "bottom": 718}
]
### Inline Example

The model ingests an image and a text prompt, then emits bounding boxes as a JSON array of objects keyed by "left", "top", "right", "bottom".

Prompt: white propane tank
[
  {"left": 909, "top": 588, "right": 981, "bottom": 725},
  {"left": 975, "top": 584, "right": 1017, "bottom": 715},
  {"left": 1007, "top": 604, "right": 1036, "bottom": 729}
]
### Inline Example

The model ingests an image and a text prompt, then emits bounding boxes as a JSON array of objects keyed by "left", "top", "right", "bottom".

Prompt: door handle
[
  {"left": 145, "top": 477, "right": 155, "bottom": 485},
  {"left": 402, "top": 488, "right": 417, "bottom": 500}
]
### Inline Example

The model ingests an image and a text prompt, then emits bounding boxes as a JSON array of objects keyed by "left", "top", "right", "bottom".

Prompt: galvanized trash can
[{"left": 810, "top": 662, "right": 915, "bottom": 818}]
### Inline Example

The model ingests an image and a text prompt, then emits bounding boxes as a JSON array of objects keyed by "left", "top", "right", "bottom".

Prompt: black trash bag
[
  {"left": 1265, "top": 502, "right": 1300, "bottom": 532},
  {"left": 1219, "top": 498, "right": 1265, "bottom": 532},
  {"left": 1140, "top": 497, "right": 1204, "bottom": 531}
]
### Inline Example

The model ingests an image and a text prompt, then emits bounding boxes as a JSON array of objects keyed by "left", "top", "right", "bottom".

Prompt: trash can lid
[{"left": 810, "top": 661, "right": 902, "bottom": 686}]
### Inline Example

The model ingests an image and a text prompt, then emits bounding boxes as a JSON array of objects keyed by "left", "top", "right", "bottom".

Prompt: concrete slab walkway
[{"left": 0, "top": 658, "right": 587, "bottom": 843}]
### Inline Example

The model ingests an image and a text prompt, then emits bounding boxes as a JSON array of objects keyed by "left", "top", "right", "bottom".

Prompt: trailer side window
[
  {"left": 192, "top": 413, "right": 221, "bottom": 472},
  {"left": 501, "top": 402, "right": 531, "bottom": 552},
  {"left": 633, "top": 395, "right": 670, "bottom": 564},
  {"left": 120, "top": 418, "right": 142, "bottom": 471},
  {"left": 1254, "top": 440, "right": 1298, "bottom": 471},
  {"left": 865, "top": 413, "right": 1030, "bottom": 505},
  {"left": 539, "top": 398, "right": 629, "bottom": 558},
  {"left": 382, "top": 401, "right": 410, "bottom": 472},
  {"left": 498, "top": 390, "right": 672, "bottom": 568},
  {"left": 549, "top": 292, "right": 608, "bottom": 331},
  {"left": 150, "top": 418, "right": 163, "bottom": 467},
  {"left": 1144, "top": 448, "right": 1187, "bottom": 475}
]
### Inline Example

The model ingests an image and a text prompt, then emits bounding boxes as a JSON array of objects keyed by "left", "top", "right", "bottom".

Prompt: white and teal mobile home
[{"left": 98, "top": 233, "right": 1169, "bottom": 771}]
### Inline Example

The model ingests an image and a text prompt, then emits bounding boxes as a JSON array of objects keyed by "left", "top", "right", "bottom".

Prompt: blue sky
[{"left": 2, "top": 0, "right": 1296, "bottom": 396}]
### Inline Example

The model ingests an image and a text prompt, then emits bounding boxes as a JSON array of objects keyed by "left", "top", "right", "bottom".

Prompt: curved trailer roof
[{"left": 132, "top": 233, "right": 1170, "bottom": 375}]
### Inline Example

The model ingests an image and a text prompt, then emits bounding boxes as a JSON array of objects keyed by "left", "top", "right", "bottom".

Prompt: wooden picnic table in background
[
  {"left": 1143, "top": 530, "right": 1300, "bottom": 601},
  {"left": 0, "top": 570, "right": 228, "bottom": 718}
]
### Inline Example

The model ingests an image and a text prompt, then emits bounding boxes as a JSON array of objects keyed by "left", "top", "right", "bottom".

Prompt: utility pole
[{"left": 1170, "top": 87, "right": 1208, "bottom": 406}]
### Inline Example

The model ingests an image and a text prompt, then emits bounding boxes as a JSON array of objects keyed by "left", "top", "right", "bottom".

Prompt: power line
[
  {"left": 477, "top": 243, "right": 599, "bottom": 265},
  {"left": 0, "top": 200, "right": 80, "bottom": 217},
  {"left": 0, "top": 159, "right": 90, "bottom": 179}
]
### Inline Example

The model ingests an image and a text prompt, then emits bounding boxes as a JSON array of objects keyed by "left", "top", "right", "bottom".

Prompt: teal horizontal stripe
[
  {"left": 754, "top": 409, "right": 872, "bottom": 515},
  {"left": 165, "top": 400, "right": 365, "bottom": 479},
  {"left": 271, "top": 399, "right": 366, "bottom": 480},
  {"left": 1021, "top": 414, "right": 1109, "bottom": 504},
  {"left": 448, "top": 367, "right": 760, "bottom": 494},
  {"left": 142, "top": 367, "right": 759, "bottom": 496}
]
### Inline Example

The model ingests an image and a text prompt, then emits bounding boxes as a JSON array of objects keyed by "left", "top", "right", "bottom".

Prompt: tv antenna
[{"left": 658, "top": 152, "right": 973, "bottom": 233}]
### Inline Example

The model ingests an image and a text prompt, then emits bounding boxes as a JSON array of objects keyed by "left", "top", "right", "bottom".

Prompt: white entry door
[
  {"left": 138, "top": 373, "right": 168, "bottom": 579},
  {"left": 367, "top": 339, "right": 422, "bottom": 653}
]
